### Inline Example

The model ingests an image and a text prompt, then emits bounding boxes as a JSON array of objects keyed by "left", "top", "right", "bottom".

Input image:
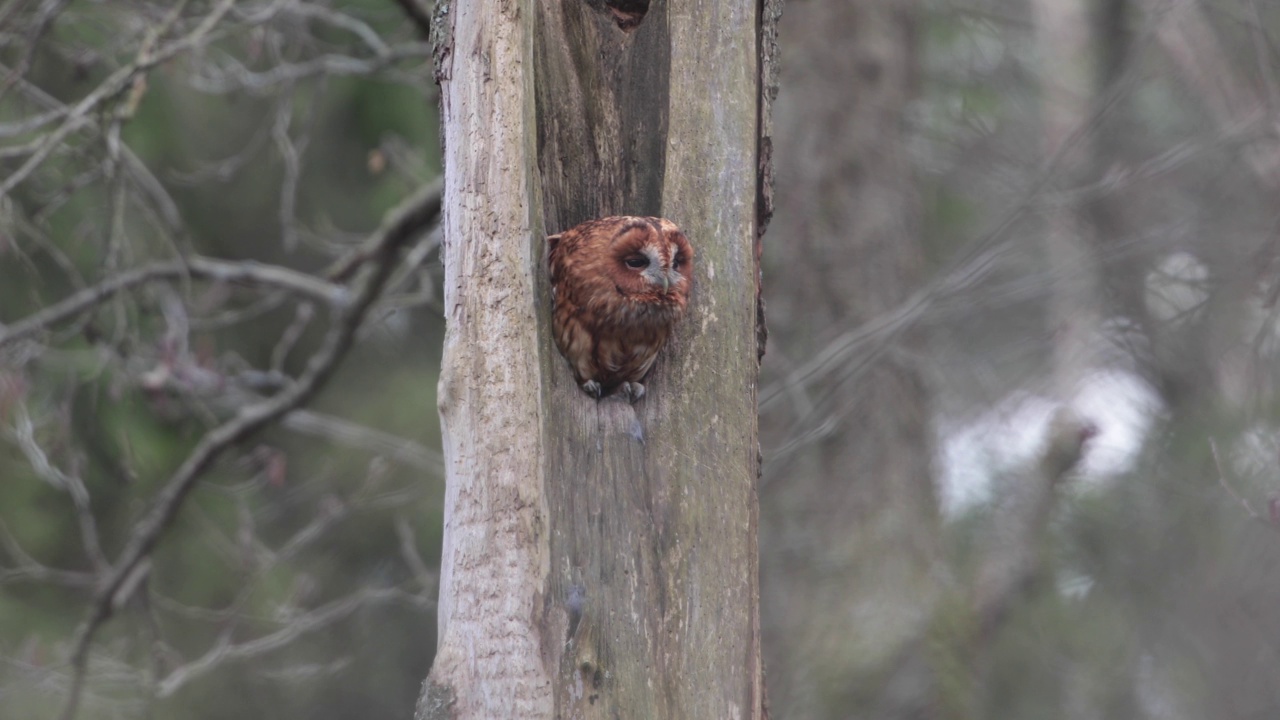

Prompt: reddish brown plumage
[{"left": 548, "top": 216, "right": 694, "bottom": 401}]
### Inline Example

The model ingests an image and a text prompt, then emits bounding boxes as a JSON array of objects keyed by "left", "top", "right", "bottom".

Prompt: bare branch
[
  {"left": 6, "top": 404, "right": 106, "bottom": 571},
  {"left": 271, "top": 302, "right": 315, "bottom": 373},
  {"left": 395, "top": 516, "right": 439, "bottom": 592},
  {"left": 0, "top": 257, "right": 349, "bottom": 348},
  {"left": 188, "top": 43, "right": 432, "bottom": 96},
  {"left": 155, "top": 588, "right": 420, "bottom": 698},
  {"left": 0, "top": 0, "right": 73, "bottom": 101},
  {"left": 293, "top": 3, "right": 392, "bottom": 56},
  {"left": 0, "top": 0, "right": 237, "bottom": 196},
  {"left": 0, "top": 103, "right": 65, "bottom": 138},
  {"left": 326, "top": 178, "right": 443, "bottom": 282},
  {"left": 55, "top": 183, "right": 441, "bottom": 720},
  {"left": 1143, "top": 0, "right": 1280, "bottom": 188},
  {"left": 0, "top": 61, "right": 188, "bottom": 236},
  {"left": 973, "top": 409, "right": 1097, "bottom": 636},
  {"left": 283, "top": 409, "right": 443, "bottom": 472},
  {"left": 0, "top": 519, "right": 95, "bottom": 589},
  {"left": 1209, "top": 439, "right": 1280, "bottom": 533},
  {"left": 272, "top": 94, "right": 305, "bottom": 251}
]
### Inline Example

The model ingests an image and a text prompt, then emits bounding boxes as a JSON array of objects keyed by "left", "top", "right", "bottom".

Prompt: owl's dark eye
[
  {"left": 672, "top": 254, "right": 685, "bottom": 269},
  {"left": 624, "top": 256, "right": 649, "bottom": 269}
]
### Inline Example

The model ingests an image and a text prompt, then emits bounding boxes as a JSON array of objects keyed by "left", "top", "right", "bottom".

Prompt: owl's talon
[
  {"left": 621, "top": 382, "right": 646, "bottom": 403},
  {"left": 581, "top": 380, "right": 602, "bottom": 398}
]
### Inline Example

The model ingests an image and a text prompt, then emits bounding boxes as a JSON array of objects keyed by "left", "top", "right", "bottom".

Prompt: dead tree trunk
[{"left": 420, "top": 1, "right": 779, "bottom": 718}]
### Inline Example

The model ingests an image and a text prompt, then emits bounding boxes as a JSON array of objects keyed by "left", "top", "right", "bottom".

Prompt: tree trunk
[
  {"left": 759, "top": 1, "right": 940, "bottom": 717},
  {"left": 1033, "top": 0, "right": 1104, "bottom": 397},
  {"left": 421, "top": 2, "right": 777, "bottom": 718}
]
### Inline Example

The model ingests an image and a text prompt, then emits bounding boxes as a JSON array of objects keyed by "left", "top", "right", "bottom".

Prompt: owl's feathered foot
[
  {"left": 620, "top": 382, "right": 645, "bottom": 403},
  {"left": 577, "top": 379, "right": 645, "bottom": 403}
]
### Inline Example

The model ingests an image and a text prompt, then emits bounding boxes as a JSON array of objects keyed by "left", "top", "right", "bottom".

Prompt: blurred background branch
[{"left": 760, "top": 0, "right": 1280, "bottom": 718}]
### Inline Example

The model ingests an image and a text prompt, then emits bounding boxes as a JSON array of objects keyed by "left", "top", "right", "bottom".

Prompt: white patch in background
[
  {"left": 937, "top": 392, "right": 1056, "bottom": 512},
  {"left": 1145, "top": 251, "right": 1209, "bottom": 324},
  {"left": 1228, "top": 425, "right": 1280, "bottom": 484},
  {"left": 1241, "top": 291, "right": 1280, "bottom": 363},
  {"left": 1136, "top": 653, "right": 1189, "bottom": 720},
  {"left": 1071, "top": 369, "right": 1163, "bottom": 480},
  {"left": 1057, "top": 569, "right": 1095, "bottom": 599},
  {"left": 937, "top": 368, "right": 1163, "bottom": 515}
]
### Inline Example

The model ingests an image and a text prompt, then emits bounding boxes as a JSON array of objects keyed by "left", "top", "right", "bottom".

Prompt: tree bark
[{"left": 422, "top": 1, "right": 776, "bottom": 718}]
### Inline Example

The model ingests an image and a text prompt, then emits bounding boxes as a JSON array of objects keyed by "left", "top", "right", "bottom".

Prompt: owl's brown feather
[{"left": 549, "top": 216, "right": 694, "bottom": 400}]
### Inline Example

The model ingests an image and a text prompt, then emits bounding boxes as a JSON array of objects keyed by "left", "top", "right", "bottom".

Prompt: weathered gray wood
[
  {"left": 424, "top": 1, "right": 552, "bottom": 718},
  {"left": 425, "top": 1, "right": 773, "bottom": 718}
]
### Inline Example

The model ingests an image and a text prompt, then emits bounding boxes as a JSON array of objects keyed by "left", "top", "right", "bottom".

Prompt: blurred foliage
[
  {"left": 1, "top": 1, "right": 441, "bottom": 717},
  {"left": 761, "top": 0, "right": 1280, "bottom": 717}
]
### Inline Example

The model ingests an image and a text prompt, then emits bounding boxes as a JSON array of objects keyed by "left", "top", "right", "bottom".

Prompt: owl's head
[{"left": 607, "top": 217, "right": 694, "bottom": 307}]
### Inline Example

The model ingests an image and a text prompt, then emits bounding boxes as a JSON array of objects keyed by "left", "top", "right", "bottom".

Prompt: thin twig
[
  {"left": 395, "top": 516, "right": 439, "bottom": 592},
  {"left": 283, "top": 409, "right": 443, "bottom": 471},
  {"left": 155, "top": 588, "right": 420, "bottom": 698},
  {"left": 7, "top": 405, "right": 107, "bottom": 571},
  {"left": 272, "top": 93, "right": 303, "bottom": 250},
  {"left": 0, "top": 61, "right": 188, "bottom": 240},
  {"left": 0, "top": 0, "right": 236, "bottom": 196},
  {"left": 1209, "top": 439, "right": 1277, "bottom": 532},
  {"left": 0, "top": 519, "right": 96, "bottom": 588},
  {"left": 760, "top": 43, "right": 1140, "bottom": 417},
  {"left": 326, "top": 178, "right": 442, "bottom": 282},
  {"left": 294, "top": 3, "right": 392, "bottom": 56},
  {"left": 0, "top": 0, "right": 72, "bottom": 101},
  {"left": 271, "top": 302, "right": 315, "bottom": 373},
  {"left": 187, "top": 43, "right": 431, "bottom": 96},
  {"left": 0, "top": 257, "right": 349, "bottom": 348}
]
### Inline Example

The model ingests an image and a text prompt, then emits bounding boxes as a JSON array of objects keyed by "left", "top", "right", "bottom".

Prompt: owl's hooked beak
[{"left": 643, "top": 263, "right": 673, "bottom": 294}]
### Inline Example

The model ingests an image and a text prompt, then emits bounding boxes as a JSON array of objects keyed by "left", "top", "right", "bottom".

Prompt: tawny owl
[{"left": 548, "top": 216, "right": 694, "bottom": 401}]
